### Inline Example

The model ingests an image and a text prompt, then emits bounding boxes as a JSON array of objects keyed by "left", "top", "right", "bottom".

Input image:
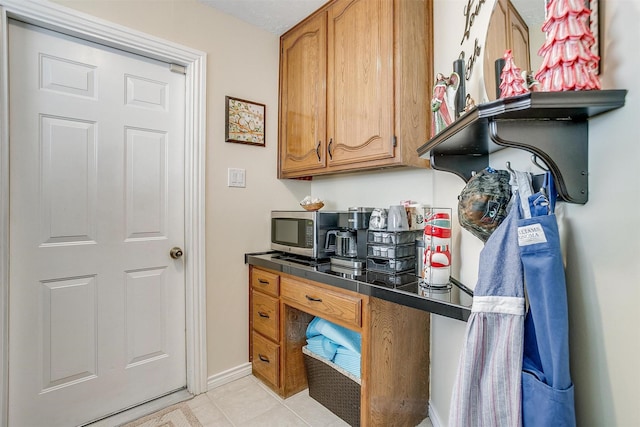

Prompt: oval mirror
[{"left": 483, "top": 0, "right": 545, "bottom": 101}]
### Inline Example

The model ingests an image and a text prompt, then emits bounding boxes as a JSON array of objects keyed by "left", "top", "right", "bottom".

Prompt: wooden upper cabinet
[
  {"left": 278, "top": 0, "right": 432, "bottom": 179},
  {"left": 509, "top": 6, "right": 531, "bottom": 74},
  {"left": 326, "top": 0, "right": 394, "bottom": 167},
  {"left": 279, "top": 12, "right": 327, "bottom": 176}
]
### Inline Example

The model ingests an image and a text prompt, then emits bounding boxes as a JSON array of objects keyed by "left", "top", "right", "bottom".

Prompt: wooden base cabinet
[
  {"left": 278, "top": 0, "right": 433, "bottom": 179},
  {"left": 249, "top": 266, "right": 431, "bottom": 426},
  {"left": 249, "top": 268, "right": 281, "bottom": 388}
]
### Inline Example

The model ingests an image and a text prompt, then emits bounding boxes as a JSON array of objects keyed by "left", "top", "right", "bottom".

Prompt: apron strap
[
  {"left": 509, "top": 170, "right": 534, "bottom": 219},
  {"left": 528, "top": 172, "right": 557, "bottom": 216}
]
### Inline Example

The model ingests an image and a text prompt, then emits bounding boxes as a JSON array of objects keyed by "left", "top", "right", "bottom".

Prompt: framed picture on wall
[{"left": 225, "top": 96, "right": 266, "bottom": 146}]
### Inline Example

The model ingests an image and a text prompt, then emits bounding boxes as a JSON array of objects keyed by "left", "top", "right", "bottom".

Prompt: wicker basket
[
  {"left": 302, "top": 346, "right": 360, "bottom": 426},
  {"left": 300, "top": 201, "right": 324, "bottom": 211}
]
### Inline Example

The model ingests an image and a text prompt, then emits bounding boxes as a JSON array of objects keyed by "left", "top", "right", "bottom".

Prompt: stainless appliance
[
  {"left": 335, "top": 230, "right": 358, "bottom": 258},
  {"left": 330, "top": 207, "right": 373, "bottom": 275},
  {"left": 271, "top": 210, "right": 338, "bottom": 259}
]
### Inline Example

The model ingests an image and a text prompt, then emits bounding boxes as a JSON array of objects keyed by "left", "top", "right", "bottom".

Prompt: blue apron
[
  {"left": 519, "top": 173, "right": 576, "bottom": 426},
  {"left": 450, "top": 195, "right": 526, "bottom": 427}
]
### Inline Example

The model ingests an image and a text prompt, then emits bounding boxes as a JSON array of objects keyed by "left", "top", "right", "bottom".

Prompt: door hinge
[{"left": 170, "top": 63, "right": 186, "bottom": 74}]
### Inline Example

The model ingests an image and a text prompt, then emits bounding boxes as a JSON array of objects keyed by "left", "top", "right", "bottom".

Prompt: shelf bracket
[
  {"left": 488, "top": 119, "right": 588, "bottom": 204},
  {"left": 429, "top": 152, "right": 487, "bottom": 182},
  {"left": 418, "top": 90, "right": 627, "bottom": 205}
]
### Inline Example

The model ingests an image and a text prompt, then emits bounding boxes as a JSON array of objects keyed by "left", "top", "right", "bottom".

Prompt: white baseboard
[
  {"left": 207, "top": 362, "right": 252, "bottom": 391},
  {"left": 429, "top": 401, "right": 444, "bottom": 427}
]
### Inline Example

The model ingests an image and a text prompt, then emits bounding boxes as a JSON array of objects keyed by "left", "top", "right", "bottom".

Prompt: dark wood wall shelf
[{"left": 417, "top": 90, "right": 627, "bottom": 204}]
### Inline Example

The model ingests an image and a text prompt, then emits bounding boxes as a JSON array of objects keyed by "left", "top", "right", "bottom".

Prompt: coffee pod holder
[{"left": 365, "top": 229, "right": 422, "bottom": 288}]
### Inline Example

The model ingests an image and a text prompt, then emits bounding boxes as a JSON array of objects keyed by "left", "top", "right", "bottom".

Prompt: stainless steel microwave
[{"left": 271, "top": 210, "right": 338, "bottom": 259}]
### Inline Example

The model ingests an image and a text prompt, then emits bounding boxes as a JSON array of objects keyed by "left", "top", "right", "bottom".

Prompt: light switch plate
[{"left": 228, "top": 168, "right": 246, "bottom": 188}]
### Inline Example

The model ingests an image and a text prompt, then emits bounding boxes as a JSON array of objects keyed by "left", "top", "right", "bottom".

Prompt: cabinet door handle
[
  {"left": 328, "top": 138, "right": 333, "bottom": 160},
  {"left": 258, "top": 311, "right": 270, "bottom": 318},
  {"left": 305, "top": 295, "right": 322, "bottom": 302},
  {"left": 258, "top": 279, "right": 269, "bottom": 285},
  {"left": 258, "top": 354, "right": 270, "bottom": 363},
  {"left": 316, "top": 140, "right": 321, "bottom": 161}
]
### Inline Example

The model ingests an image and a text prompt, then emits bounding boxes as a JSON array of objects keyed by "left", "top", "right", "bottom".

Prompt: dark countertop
[{"left": 246, "top": 252, "right": 472, "bottom": 322}]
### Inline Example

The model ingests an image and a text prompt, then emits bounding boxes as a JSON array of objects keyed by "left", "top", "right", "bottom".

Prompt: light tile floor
[{"left": 161, "top": 374, "right": 433, "bottom": 427}]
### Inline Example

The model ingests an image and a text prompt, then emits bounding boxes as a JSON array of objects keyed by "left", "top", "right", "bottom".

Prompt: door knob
[{"left": 170, "top": 247, "right": 184, "bottom": 259}]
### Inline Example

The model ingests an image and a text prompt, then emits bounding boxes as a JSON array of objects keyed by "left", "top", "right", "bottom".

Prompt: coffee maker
[{"left": 329, "top": 207, "right": 373, "bottom": 276}]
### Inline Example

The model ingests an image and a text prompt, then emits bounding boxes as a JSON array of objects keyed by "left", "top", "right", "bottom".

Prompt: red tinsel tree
[
  {"left": 535, "top": 0, "right": 601, "bottom": 91},
  {"left": 499, "top": 49, "right": 529, "bottom": 98}
]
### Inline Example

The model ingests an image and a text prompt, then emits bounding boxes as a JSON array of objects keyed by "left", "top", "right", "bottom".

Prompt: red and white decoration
[
  {"left": 535, "top": 0, "right": 601, "bottom": 91},
  {"left": 499, "top": 49, "right": 529, "bottom": 98}
]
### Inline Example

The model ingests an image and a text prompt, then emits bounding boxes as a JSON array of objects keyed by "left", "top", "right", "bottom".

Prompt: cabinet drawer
[
  {"left": 281, "top": 278, "right": 362, "bottom": 329},
  {"left": 252, "top": 268, "right": 280, "bottom": 297},
  {"left": 252, "top": 331, "right": 279, "bottom": 387},
  {"left": 252, "top": 290, "right": 279, "bottom": 341}
]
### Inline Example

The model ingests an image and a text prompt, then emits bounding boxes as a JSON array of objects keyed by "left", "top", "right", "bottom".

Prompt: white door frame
[{"left": 0, "top": 1, "right": 208, "bottom": 425}]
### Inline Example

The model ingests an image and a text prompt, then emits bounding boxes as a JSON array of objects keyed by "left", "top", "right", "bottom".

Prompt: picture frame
[{"left": 225, "top": 96, "right": 266, "bottom": 146}]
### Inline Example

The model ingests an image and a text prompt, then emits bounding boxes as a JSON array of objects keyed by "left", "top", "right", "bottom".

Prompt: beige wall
[
  {"left": 54, "top": 0, "right": 640, "bottom": 425},
  {"left": 429, "top": 1, "right": 640, "bottom": 425}
]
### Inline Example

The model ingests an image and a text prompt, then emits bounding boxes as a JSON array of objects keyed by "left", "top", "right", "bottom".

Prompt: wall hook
[
  {"left": 531, "top": 154, "right": 549, "bottom": 172},
  {"left": 505, "top": 161, "right": 515, "bottom": 173}
]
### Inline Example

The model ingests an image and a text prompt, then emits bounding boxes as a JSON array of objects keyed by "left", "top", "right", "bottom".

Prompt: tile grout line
[
  {"left": 203, "top": 376, "right": 306, "bottom": 426},
  {"left": 204, "top": 374, "right": 348, "bottom": 426},
  {"left": 251, "top": 379, "right": 313, "bottom": 426},
  {"left": 201, "top": 390, "right": 239, "bottom": 426},
  {"left": 281, "top": 399, "right": 313, "bottom": 426}
]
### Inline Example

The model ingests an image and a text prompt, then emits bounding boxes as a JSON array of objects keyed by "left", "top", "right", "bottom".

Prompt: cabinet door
[
  {"left": 252, "top": 331, "right": 280, "bottom": 388},
  {"left": 483, "top": 0, "right": 510, "bottom": 101},
  {"left": 279, "top": 12, "right": 327, "bottom": 177},
  {"left": 509, "top": 4, "right": 530, "bottom": 73},
  {"left": 251, "top": 267, "right": 280, "bottom": 297},
  {"left": 326, "top": 0, "right": 395, "bottom": 168},
  {"left": 281, "top": 277, "right": 363, "bottom": 330},
  {"left": 252, "top": 290, "right": 279, "bottom": 342},
  {"left": 483, "top": 0, "right": 531, "bottom": 102}
]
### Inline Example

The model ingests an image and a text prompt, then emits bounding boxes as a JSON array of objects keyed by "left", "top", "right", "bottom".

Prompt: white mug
[
  {"left": 407, "top": 204, "right": 426, "bottom": 230},
  {"left": 387, "top": 205, "right": 409, "bottom": 231},
  {"left": 369, "top": 208, "right": 388, "bottom": 230}
]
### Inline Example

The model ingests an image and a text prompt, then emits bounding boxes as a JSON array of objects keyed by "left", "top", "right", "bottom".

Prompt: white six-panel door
[{"left": 8, "top": 19, "right": 186, "bottom": 426}]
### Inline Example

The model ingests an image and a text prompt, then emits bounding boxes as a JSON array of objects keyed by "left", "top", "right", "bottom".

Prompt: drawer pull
[
  {"left": 258, "top": 311, "right": 270, "bottom": 318},
  {"left": 258, "top": 354, "right": 270, "bottom": 363},
  {"left": 305, "top": 295, "right": 322, "bottom": 302},
  {"left": 258, "top": 279, "right": 269, "bottom": 285}
]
